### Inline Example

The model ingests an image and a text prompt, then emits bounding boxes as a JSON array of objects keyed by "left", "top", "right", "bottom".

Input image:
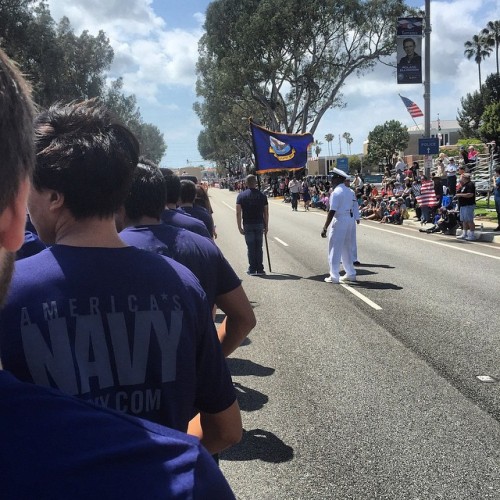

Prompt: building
[
  {"left": 406, "top": 119, "right": 461, "bottom": 155},
  {"left": 363, "top": 119, "right": 461, "bottom": 158}
]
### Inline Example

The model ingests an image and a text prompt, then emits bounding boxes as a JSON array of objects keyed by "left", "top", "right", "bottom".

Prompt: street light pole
[{"left": 424, "top": 0, "right": 431, "bottom": 177}]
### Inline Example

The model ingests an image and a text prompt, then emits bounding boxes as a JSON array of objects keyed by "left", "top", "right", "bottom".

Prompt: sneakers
[
  {"left": 324, "top": 276, "right": 340, "bottom": 283},
  {"left": 254, "top": 270, "right": 266, "bottom": 276},
  {"left": 457, "top": 232, "right": 467, "bottom": 240},
  {"left": 466, "top": 234, "right": 476, "bottom": 241},
  {"left": 353, "top": 261, "right": 361, "bottom": 266}
]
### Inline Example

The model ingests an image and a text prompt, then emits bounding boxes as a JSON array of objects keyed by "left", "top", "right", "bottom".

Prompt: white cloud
[{"left": 41, "top": 0, "right": 499, "bottom": 166}]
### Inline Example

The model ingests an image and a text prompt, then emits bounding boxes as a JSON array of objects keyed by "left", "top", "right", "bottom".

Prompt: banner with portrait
[{"left": 396, "top": 17, "right": 423, "bottom": 85}]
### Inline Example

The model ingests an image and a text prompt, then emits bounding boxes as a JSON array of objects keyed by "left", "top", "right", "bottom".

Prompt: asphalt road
[{"left": 208, "top": 187, "right": 500, "bottom": 500}]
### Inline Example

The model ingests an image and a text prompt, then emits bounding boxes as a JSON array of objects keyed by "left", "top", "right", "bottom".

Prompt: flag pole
[{"left": 257, "top": 173, "right": 272, "bottom": 273}]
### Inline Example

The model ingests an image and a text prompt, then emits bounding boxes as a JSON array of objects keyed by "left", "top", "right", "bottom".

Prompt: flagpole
[
  {"left": 411, "top": 117, "right": 422, "bottom": 131},
  {"left": 257, "top": 174, "right": 272, "bottom": 273}
]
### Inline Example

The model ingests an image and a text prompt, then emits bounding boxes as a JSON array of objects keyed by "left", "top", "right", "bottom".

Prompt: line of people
[{"left": 0, "top": 48, "right": 255, "bottom": 498}]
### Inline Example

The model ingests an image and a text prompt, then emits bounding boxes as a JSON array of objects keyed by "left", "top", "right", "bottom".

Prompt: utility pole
[{"left": 424, "top": 0, "right": 431, "bottom": 177}]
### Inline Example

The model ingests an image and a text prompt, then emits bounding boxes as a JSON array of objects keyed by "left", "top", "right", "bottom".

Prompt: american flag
[
  {"left": 399, "top": 95, "right": 424, "bottom": 118},
  {"left": 416, "top": 179, "right": 439, "bottom": 207}
]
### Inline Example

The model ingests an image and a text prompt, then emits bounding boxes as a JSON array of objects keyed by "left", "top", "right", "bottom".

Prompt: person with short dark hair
[
  {"left": 0, "top": 48, "right": 235, "bottom": 500},
  {"left": 398, "top": 37, "right": 422, "bottom": 83},
  {"left": 236, "top": 175, "right": 269, "bottom": 275},
  {"left": 117, "top": 159, "right": 256, "bottom": 357},
  {"left": 178, "top": 180, "right": 215, "bottom": 237},
  {"left": 0, "top": 99, "right": 241, "bottom": 455},
  {"left": 160, "top": 169, "right": 211, "bottom": 238}
]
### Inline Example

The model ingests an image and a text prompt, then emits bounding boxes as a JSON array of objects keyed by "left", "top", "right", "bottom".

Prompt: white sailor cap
[{"left": 330, "top": 167, "right": 349, "bottom": 179}]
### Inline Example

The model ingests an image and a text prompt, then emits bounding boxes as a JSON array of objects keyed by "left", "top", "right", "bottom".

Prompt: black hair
[
  {"left": 33, "top": 100, "right": 139, "bottom": 219},
  {"left": 124, "top": 158, "right": 166, "bottom": 221},
  {"left": 179, "top": 180, "right": 197, "bottom": 204},
  {"left": 160, "top": 168, "right": 181, "bottom": 205}
]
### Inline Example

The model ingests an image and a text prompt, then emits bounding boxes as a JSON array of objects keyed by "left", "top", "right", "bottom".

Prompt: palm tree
[
  {"left": 342, "top": 132, "right": 353, "bottom": 155},
  {"left": 324, "top": 133, "right": 334, "bottom": 156},
  {"left": 464, "top": 33, "right": 493, "bottom": 90},
  {"left": 312, "top": 140, "right": 322, "bottom": 157},
  {"left": 482, "top": 20, "right": 500, "bottom": 75}
]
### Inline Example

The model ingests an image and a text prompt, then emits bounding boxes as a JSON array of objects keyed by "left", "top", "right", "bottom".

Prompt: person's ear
[
  {"left": 0, "top": 177, "right": 30, "bottom": 252},
  {"left": 48, "top": 190, "right": 65, "bottom": 211}
]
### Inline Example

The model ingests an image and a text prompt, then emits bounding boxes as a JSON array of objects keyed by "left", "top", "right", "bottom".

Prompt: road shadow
[
  {"left": 349, "top": 281, "right": 403, "bottom": 290},
  {"left": 233, "top": 382, "right": 268, "bottom": 412},
  {"left": 251, "top": 273, "right": 301, "bottom": 281},
  {"left": 352, "top": 263, "right": 395, "bottom": 269},
  {"left": 221, "top": 428, "right": 294, "bottom": 463},
  {"left": 226, "top": 358, "right": 275, "bottom": 377},
  {"left": 239, "top": 337, "right": 252, "bottom": 347}
]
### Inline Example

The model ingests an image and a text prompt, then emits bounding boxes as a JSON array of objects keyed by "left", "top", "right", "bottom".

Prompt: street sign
[
  {"left": 336, "top": 157, "right": 348, "bottom": 173},
  {"left": 418, "top": 138, "right": 439, "bottom": 155}
]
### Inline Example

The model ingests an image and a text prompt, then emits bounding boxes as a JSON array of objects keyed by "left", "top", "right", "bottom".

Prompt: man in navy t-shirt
[
  {"left": 178, "top": 179, "right": 215, "bottom": 237},
  {"left": 117, "top": 159, "right": 256, "bottom": 357},
  {"left": 0, "top": 100, "right": 242, "bottom": 455},
  {"left": 160, "top": 168, "right": 212, "bottom": 238},
  {"left": 236, "top": 174, "right": 269, "bottom": 275},
  {"left": 0, "top": 48, "right": 235, "bottom": 500}
]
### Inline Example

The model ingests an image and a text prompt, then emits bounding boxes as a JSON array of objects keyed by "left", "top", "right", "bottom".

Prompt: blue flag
[{"left": 250, "top": 121, "right": 313, "bottom": 173}]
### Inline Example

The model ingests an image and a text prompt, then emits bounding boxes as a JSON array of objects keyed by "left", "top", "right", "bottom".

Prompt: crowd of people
[{"left": 0, "top": 47, "right": 257, "bottom": 498}]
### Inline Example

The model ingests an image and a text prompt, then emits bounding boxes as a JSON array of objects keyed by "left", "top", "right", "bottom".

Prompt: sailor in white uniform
[{"left": 320, "top": 168, "right": 357, "bottom": 283}]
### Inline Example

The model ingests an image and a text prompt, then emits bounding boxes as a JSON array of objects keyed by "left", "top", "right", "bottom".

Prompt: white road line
[
  {"left": 362, "top": 223, "right": 500, "bottom": 260},
  {"left": 222, "top": 201, "right": 236, "bottom": 211},
  {"left": 274, "top": 237, "right": 289, "bottom": 247},
  {"left": 341, "top": 283, "right": 383, "bottom": 310}
]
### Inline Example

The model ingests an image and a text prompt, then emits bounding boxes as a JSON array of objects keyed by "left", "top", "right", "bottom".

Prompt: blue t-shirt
[
  {"left": 16, "top": 231, "right": 46, "bottom": 260},
  {"left": 495, "top": 176, "right": 500, "bottom": 199},
  {"left": 0, "top": 371, "right": 235, "bottom": 500},
  {"left": 177, "top": 206, "right": 215, "bottom": 237},
  {"left": 0, "top": 245, "right": 236, "bottom": 431},
  {"left": 119, "top": 224, "right": 241, "bottom": 308},
  {"left": 161, "top": 209, "right": 211, "bottom": 238},
  {"left": 236, "top": 188, "right": 268, "bottom": 225}
]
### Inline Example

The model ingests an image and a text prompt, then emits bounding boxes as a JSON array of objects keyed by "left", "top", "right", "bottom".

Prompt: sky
[{"left": 43, "top": 0, "right": 499, "bottom": 168}]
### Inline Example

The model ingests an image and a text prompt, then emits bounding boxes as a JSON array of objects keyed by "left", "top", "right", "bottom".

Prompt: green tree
[
  {"left": 324, "top": 133, "right": 334, "bottom": 156},
  {"left": 0, "top": 0, "right": 37, "bottom": 65},
  {"left": 479, "top": 102, "right": 500, "bottom": 141},
  {"left": 464, "top": 33, "right": 493, "bottom": 90},
  {"left": 366, "top": 120, "right": 409, "bottom": 167},
  {"left": 102, "top": 78, "right": 167, "bottom": 164},
  {"left": 196, "top": 0, "right": 411, "bottom": 144},
  {"left": 457, "top": 73, "right": 500, "bottom": 138},
  {"left": 482, "top": 20, "right": 500, "bottom": 76},
  {"left": 342, "top": 132, "right": 353, "bottom": 154},
  {"left": 312, "top": 140, "right": 322, "bottom": 157},
  {"left": 131, "top": 122, "right": 166, "bottom": 164}
]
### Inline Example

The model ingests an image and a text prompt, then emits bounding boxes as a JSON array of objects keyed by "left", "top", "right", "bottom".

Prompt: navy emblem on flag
[{"left": 250, "top": 121, "right": 313, "bottom": 173}]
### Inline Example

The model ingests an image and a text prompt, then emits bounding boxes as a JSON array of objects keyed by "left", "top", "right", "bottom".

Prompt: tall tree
[
  {"left": 482, "top": 20, "right": 500, "bottom": 76},
  {"left": 196, "top": 0, "right": 411, "bottom": 149},
  {"left": 102, "top": 78, "right": 167, "bottom": 164},
  {"left": 324, "top": 133, "right": 334, "bottom": 156},
  {"left": 464, "top": 33, "right": 493, "bottom": 90},
  {"left": 479, "top": 102, "right": 500, "bottom": 141},
  {"left": 312, "top": 140, "right": 322, "bottom": 157},
  {"left": 366, "top": 120, "right": 409, "bottom": 167},
  {"left": 342, "top": 132, "right": 353, "bottom": 154},
  {"left": 457, "top": 73, "right": 500, "bottom": 138}
]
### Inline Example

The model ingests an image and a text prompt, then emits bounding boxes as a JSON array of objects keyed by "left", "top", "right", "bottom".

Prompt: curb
[{"left": 402, "top": 218, "right": 500, "bottom": 244}]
